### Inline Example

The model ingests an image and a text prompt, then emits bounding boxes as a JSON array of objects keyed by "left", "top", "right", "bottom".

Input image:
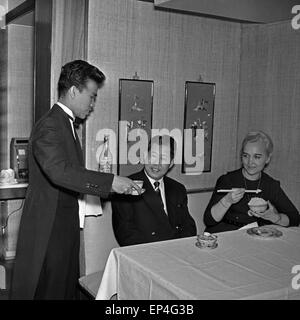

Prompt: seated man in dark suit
[{"left": 112, "top": 135, "right": 197, "bottom": 246}]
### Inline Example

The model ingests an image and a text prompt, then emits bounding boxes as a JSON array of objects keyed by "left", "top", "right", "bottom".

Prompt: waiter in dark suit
[
  {"left": 112, "top": 135, "right": 197, "bottom": 246},
  {"left": 11, "top": 60, "right": 140, "bottom": 300}
]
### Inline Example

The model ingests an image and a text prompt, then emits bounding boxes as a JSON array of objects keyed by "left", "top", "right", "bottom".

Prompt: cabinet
[{"left": 0, "top": 184, "right": 27, "bottom": 291}]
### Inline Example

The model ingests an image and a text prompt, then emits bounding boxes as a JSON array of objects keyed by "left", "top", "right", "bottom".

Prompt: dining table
[{"left": 96, "top": 226, "right": 300, "bottom": 300}]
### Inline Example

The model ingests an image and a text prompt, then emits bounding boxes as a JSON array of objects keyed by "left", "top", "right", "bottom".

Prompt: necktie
[
  {"left": 154, "top": 181, "right": 166, "bottom": 214},
  {"left": 154, "top": 181, "right": 160, "bottom": 193}
]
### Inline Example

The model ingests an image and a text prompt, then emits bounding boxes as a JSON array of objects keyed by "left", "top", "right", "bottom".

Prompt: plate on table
[{"left": 247, "top": 226, "right": 282, "bottom": 238}]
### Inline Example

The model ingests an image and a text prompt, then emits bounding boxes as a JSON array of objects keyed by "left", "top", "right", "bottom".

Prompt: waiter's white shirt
[{"left": 144, "top": 170, "right": 168, "bottom": 215}]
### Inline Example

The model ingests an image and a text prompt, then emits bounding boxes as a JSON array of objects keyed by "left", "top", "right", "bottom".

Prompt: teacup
[
  {"left": 248, "top": 197, "right": 268, "bottom": 214},
  {"left": 196, "top": 232, "right": 218, "bottom": 248},
  {"left": 131, "top": 180, "right": 145, "bottom": 195}
]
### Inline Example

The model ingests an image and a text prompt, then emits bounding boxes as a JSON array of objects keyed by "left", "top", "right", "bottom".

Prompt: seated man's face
[{"left": 144, "top": 142, "right": 173, "bottom": 180}]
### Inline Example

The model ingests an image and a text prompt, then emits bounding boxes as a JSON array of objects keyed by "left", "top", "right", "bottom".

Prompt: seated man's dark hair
[
  {"left": 148, "top": 135, "right": 176, "bottom": 161},
  {"left": 58, "top": 60, "right": 106, "bottom": 98}
]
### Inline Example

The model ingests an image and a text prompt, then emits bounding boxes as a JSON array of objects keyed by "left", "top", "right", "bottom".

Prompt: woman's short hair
[
  {"left": 58, "top": 60, "right": 106, "bottom": 98},
  {"left": 241, "top": 131, "right": 274, "bottom": 157}
]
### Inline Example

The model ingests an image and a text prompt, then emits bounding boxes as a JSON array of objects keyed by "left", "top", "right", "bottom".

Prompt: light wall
[
  {"left": 0, "top": 24, "right": 34, "bottom": 257},
  {"left": 0, "top": 29, "right": 8, "bottom": 169},
  {"left": 0, "top": 25, "right": 33, "bottom": 168},
  {"left": 188, "top": 192, "right": 213, "bottom": 234},
  {"left": 83, "top": 202, "right": 118, "bottom": 274},
  {"left": 51, "top": 0, "right": 88, "bottom": 106},
  {"left": 86, "top": 0, "right": 241, "bottom": 189},
  {"left": 6, "top": 25, "right": 33, "bottom": 156},
  {"left": 238, "top": 21, "right": 300, "bottom": 210},
  {"left": 7, "top": 0, "right": 26, "bottom": 11}
]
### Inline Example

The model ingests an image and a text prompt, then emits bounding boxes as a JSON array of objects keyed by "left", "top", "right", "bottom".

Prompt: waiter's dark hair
[
  {"left": 148, "top": 135, "right": 176, "bottom": 161},
  {"left": 58, "top": 60, "right": 106, "bottom": 98}
]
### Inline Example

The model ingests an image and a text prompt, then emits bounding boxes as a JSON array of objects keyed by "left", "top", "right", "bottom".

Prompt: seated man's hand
[{"left": 112, "top": 176, "right": 141, "bottom": 195}]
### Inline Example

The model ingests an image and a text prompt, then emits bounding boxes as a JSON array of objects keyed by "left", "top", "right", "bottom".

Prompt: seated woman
[{"left": 203, "top": 131, "right": 299, "bottom": 233}]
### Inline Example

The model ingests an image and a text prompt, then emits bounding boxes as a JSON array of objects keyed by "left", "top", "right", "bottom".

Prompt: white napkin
[
  {"left": 239, "top": 222, "right": 259, "bottom": 230},
  {"left": 78, "top": 195, "right": 103, "bottom": 229}
]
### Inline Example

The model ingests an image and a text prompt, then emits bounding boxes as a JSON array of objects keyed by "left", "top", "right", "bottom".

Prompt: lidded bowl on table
[{"left": 196, "top": 232, "right": 218, "bottom": 249}]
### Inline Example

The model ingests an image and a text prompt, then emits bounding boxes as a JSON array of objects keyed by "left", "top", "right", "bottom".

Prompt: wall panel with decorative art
[
  {"left": 182, "top": 81, "right": 216, "bottom": 175},
  {"left": 118, "top": 79, "right": 154, "bottom": 176}
]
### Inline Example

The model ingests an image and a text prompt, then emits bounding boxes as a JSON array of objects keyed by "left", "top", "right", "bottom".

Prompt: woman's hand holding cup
[{"left": 249, "top": 201, "right": 279, "bottom": 221}]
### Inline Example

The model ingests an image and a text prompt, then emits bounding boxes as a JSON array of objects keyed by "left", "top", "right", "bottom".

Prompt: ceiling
[{"left": 154, "top": 0, "right": 299, "bottom": 23}]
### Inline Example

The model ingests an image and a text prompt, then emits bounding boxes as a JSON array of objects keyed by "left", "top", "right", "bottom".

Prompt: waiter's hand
[{"left": 112, "top": 176, "right": 141, "bottom": 195}]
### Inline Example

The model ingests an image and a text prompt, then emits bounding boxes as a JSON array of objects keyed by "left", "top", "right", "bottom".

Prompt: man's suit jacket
[
  {"left": 112, "top": 170, "right": 197, "bottom": 246},
  {"left": 11, "top": 104, "right": 114, "bottom": 300}
]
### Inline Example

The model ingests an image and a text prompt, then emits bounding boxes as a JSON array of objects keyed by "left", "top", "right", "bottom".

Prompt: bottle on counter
[{"left": 98, "top": 134, "right": 113, "bottom": 173}]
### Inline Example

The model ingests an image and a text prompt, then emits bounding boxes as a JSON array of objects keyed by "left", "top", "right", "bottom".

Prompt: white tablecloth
[{"left": 96, "top": 227, "right": 300, "bottom": 300}]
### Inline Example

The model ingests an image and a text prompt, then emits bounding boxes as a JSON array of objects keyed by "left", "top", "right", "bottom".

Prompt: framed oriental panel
[
  {"left": 182, "top": 81, "right": 216, "bottom": 175},
  {"left": 118, "top": 79, "right": 154, "bottom": 176}
]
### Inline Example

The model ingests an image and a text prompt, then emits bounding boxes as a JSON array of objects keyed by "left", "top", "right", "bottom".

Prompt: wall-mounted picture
[
  {"left": 182, "top": 81, "right": 216, "bottom": 174},
  {"left": 118, "top": 79, "right": 154, "bottom": 176}
]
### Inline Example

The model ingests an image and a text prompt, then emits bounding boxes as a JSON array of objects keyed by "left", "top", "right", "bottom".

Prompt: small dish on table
[
  {"left": 196, "top": 232, "right": 218, "bottom": 249},
  {"left": 247, "top": 226, "right": 283, "bottom": 238}
]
